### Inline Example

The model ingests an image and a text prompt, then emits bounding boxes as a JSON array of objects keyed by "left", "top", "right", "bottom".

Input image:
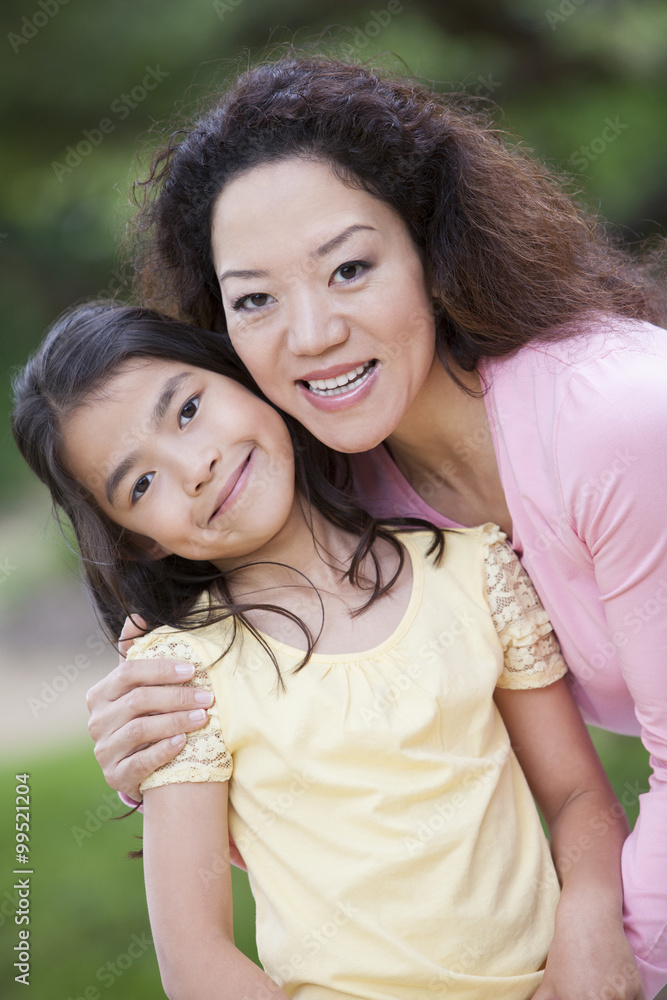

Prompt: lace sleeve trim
[
  {"left": 480, "top": 524, "right": 568, "bottom": 690},
  {"left": 132, "top": 635, "right": 233, "bottom": 793}
]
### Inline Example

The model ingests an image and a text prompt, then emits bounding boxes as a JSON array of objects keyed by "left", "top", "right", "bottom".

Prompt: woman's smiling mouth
[{"left": 299, "top": 359, "right": 378, "bottom": 401}]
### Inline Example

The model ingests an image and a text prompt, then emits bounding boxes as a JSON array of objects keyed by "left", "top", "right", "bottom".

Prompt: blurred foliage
[
  {"left": 0, "top": 3, "right": 665, "bottom": 996},
  {"left": 2, "top": 0, "right": 666, "bottom": 504},
  {"left": 0, "top": 743, "right": 259, "bottom": 999}
]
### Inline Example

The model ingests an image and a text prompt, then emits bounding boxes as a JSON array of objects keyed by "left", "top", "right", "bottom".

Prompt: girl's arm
[
  {"left": 143, "top": 780, "right": 290, "bottom": 1000},
  {"left": 494, "top": 679, "right": 644, "bottom": 1000}
]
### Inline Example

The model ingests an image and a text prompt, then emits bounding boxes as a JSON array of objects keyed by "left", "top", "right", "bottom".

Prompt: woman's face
[
  {"left": 210, "top": 158, "right": 438, "bottom": 454},
  {"left": 62, "top": 360, "right": 296, "bottom": 566}
]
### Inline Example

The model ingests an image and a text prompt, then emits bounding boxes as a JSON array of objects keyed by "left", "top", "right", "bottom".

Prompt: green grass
[
  {"left": 0, "top": 742, "right": 258, "bottom": 1000},
  {"left": 0, "top": 730, "right": 652, "bottom": 998}
]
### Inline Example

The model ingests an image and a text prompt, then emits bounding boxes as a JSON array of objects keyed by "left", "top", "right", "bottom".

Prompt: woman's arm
[
  {"left": 86, "top": 616, "right": 212, "bottom": 804},
  {"left": 143, "top": 781, "right": 289, "bottom": 1000},
  {"left": 495, "top": 678, "right": 644, "bottom": 1000},
  {"left": 556, "top": 349, "right": 667, "bottom": 998}
]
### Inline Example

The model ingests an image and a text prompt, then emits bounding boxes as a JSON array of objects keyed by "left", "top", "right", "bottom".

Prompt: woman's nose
[{"left": 285, "top": 291, "right": 349, "bottom": 357}]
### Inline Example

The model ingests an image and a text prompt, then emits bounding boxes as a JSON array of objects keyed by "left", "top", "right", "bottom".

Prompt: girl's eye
[
  {"left": 131, "top": 473, "right": 154, "bottom": 504},
  {"left": 331, "top": 260, "right": 370, "bottom": 284},
  {"left": 232, "top": 292, "right": 275, "bottom": 312},
  {"left": 179, "top": 395, "right": 199, "bottom": 428}
]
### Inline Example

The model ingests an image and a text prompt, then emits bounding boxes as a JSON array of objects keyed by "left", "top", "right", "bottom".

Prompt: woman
[{"left": 87, "top": 56, "right": 667, "bottom": 996}]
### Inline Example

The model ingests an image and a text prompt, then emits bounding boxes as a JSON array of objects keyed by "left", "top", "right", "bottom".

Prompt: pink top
[{"left": 348, "top": 314, "right": 667, "bottom": 997}]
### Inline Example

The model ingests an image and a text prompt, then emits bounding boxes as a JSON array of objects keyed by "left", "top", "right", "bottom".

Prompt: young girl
[{"left": 12, "top": 300, "right": 643, "bottom": 1000}]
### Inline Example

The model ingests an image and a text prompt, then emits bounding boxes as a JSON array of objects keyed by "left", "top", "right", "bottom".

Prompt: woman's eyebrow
[
  {"left": 217, "top": 225, "right": 376, "bottom": 283},
  {"left": 311, "top": 224, "right": 376, "bottom": 259},
  {"left": 218, "top": 267, "right": 269, "bottom": 283},
  {"left": 104, "top": 372, "right": 192, "bottom": 506}
]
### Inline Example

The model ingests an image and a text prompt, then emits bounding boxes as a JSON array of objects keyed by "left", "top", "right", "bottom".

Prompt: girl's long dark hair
[
  {"left": 12, "top": 301, "right": 442, "bottom": 675},
  {"left": 132, "top": 54, "right": 666, "bottom": 376}
]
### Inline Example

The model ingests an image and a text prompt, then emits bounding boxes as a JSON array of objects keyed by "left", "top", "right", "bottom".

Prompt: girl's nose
[
  {"left": 286, "top": 292, "right": 350, "bottom": 357},
  {"left": 183, "top": 448, "right": 219, "bottom": 496}
]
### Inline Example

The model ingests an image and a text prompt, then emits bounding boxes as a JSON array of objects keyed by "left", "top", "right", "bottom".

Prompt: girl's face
[
  {"left": 210, "top": 158, "right": 438, "bottom": 455},
  {"left": 62, "top": 360, "right": 296, "bottom": 565}
]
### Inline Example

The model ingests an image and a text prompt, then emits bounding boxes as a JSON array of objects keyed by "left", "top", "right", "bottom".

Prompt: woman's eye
[
  {"left": 331, "top": 260, "right": 370, "bottom": 284},
  {"left": 131, "top": 473, "right": 154, "bottom": 504},
  {"left": 179, "top": 395, "right": 199, "bottom": 428},
  {"left": 232, "top": 292, "right": 275, "bottom": 311}
]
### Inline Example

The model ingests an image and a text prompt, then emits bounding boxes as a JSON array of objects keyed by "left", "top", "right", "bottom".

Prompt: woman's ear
[{"left": 125, "top": 531, "right": 172, "bottom": 561}]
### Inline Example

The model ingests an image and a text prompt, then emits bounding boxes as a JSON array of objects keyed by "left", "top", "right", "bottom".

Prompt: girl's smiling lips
[
  {"left": 209, "top": 449, "right": 255, "bottom": 522},
  {"left": 297, "top": 359, "right": 379, "bottom": 412}
]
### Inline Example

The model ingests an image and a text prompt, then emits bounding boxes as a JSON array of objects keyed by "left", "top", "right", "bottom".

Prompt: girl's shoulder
[
  {"left": 395, "top": 522, "right": 507, "bottom": 576},
  {"left": 126, "top": 602, "right": 235, "bottom": 672}
]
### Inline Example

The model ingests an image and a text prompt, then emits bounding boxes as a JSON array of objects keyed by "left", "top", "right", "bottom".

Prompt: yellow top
[{"left": 134, "top": 526, "right": 566, "bottom": 999}]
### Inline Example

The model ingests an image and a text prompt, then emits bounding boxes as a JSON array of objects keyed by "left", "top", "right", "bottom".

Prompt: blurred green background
[{"left": 1, "top": 0, "right": 665, "bottom": 997}]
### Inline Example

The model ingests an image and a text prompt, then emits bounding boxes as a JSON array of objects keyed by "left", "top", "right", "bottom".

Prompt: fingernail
[
  {"left": 175, "top": 663, "right": 194, "bottom": 676},
  {"left": 171, "top": 734, "right": 186, "bottom": 746},
  {"left": 188, "top": 709, "right": 207, "bottom": 722},
  {"left": 194, "top": 691, "right": 213, "bottom": 705}
]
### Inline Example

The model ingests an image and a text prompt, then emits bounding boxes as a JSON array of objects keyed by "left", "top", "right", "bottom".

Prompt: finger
[
  {"left": 94, "top": 708, "right": 210, "bottom": 776},
  {"left": 88, "top": 681, "right": 212, "bottom": 742},
  {"left": 110, "top": 734, "right": 189, "bottom": 802},
  {"left": 87, "top": 657, "right": 197, "bottom": 712},
  {"left": 119, "top": 614, "right": 148, "bottom": 657}
]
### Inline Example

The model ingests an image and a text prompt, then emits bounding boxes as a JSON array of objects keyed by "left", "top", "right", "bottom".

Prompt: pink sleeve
[{"left": 556, "top": 350, "right": 667, "bottom": 997}]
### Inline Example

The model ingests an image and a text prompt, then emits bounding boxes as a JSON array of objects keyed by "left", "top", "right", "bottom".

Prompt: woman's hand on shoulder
[{"left": 86, "top": 615, "right": 213, "bottom": 803}]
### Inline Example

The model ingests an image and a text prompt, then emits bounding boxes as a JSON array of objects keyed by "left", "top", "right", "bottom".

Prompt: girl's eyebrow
[
  {"left": 217, "top": 224, "right": 376, "bottom": 283},
  {"left": 151, "top": 372, "right": 192, "bottom": 425},
  {"left": 104, "top": 371, "right": 192, "bottom": 506}
]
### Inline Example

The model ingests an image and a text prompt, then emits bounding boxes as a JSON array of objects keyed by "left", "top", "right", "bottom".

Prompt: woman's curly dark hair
[{"left": 132, "top": 54, "right": 666, "bottom": 375}]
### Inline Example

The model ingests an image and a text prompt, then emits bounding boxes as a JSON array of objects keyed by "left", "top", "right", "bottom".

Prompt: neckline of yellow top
[{"left": 249, "top": 530, "right": 427, "bottom": 662}]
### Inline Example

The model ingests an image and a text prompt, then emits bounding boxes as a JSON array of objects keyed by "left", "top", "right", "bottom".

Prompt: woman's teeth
[{"left": 305, "top": 362, "right": 374, "bottom": 396}]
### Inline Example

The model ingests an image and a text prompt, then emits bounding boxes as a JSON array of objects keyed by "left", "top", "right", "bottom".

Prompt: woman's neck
[{"left": 385, "top": 356, "right": 512, "bottom": 534}]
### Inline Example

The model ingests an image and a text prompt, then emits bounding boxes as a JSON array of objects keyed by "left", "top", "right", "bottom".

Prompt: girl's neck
[
  {"left": 212, "top": 493, "right": 412, "bottom": 655},
  {"left": 212, "top": 493, "right": 359, "bottom": 597}
]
